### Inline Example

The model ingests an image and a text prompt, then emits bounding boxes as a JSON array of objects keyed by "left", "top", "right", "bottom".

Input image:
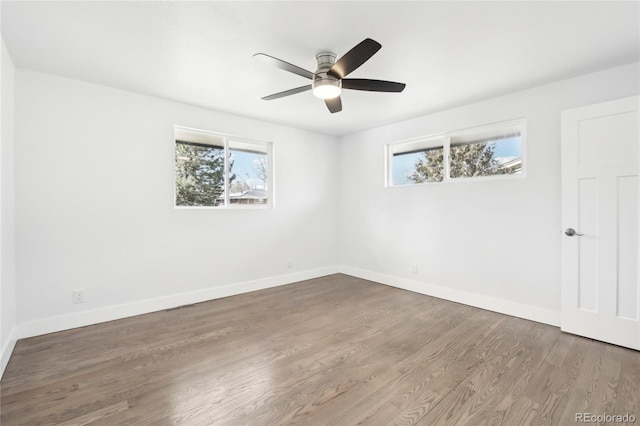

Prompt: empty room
[{"left": 1, "top": 1, "right": 639, "bottom": 425}]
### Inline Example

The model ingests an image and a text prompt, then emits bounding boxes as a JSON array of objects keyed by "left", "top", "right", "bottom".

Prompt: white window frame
[
  {"left": 174, "top": 125, "right": 274, "bottom": 209},
  {"left": 386, "top": 119, "right": 526, "bottom": 187}
]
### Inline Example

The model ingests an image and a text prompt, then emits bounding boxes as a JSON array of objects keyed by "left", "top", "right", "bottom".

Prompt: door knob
[{"left": 564, "top": 228, "right": 584, "bottom": 237}]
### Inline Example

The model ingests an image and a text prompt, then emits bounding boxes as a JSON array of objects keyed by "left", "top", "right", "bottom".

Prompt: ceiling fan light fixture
[{"left": 312, "top": 77, "right": 342, "bottom": 99}]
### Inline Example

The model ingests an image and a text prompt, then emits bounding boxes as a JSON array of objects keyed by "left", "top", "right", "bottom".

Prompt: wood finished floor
[{"left": 1, "top": 274, "right": 639, "bottom": 425}]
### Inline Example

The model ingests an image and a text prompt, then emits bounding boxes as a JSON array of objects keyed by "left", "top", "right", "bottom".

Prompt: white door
[{"left": 561, "top": 96, "right": 639, "bottom": 350}]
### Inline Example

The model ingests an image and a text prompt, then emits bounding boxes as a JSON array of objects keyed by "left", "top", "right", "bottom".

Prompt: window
[
  {"left": 388, "top": 119, "right": 524, "bottom": 186},
  {"left": 175, "top": 126, "right": 272, "bottom": 207}
]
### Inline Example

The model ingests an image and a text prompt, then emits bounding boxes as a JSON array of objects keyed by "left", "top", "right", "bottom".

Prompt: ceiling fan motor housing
[
  {"left": 312, "top": 52, "right": 341, "bottom": 99},
  {"left": 314, "top": 52, "right": 337, "bottom": 70}
]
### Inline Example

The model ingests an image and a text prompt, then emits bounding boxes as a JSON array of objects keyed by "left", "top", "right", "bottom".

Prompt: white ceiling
[{"left": 2, "top": 1, "right": 639, "bottom": 136}]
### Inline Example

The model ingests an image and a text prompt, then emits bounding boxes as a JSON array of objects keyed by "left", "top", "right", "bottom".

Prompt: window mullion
[
  {"left": 224, "top": 138, "right": 230, "bottom": 207},
  {"left": 443, "top": 137, "right": 451, "bottom": 182}
]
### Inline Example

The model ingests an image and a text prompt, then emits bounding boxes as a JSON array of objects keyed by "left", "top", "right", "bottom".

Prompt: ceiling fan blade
[
  {"left": 261, "top": 85, "right": 312, "bottom": 100},
  {"left": 254, "top": 53, "right": 315, "bottom": 80},
  {"left": 325, "top": 96, "right": 342, "bottom": 113},
  {"left": 327, "top": 38, "right": 382, "bottom": 79},
  {"left": 342, "top": 79, "right": 406, "bottom": 92}
]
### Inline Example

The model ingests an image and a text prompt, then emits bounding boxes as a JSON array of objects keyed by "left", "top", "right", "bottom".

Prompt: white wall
[
  {"left": 14, "top": 70, "right": 339, "bottom": 336},
  {"left": 337, "top": 62, "right": 640, "bottom": 325},
  {"left": 1, "top": 37, "right": 17, "bottom": 375}
]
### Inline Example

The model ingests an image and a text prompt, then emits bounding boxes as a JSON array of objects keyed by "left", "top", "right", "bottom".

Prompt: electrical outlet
[
  {"left": 73, "top": 289, "right": 85, "bottom": 304},
  {"left": 411, "top": 264, "right": 418, "bottom": 275},
  {"left": 287, "top": 259, "right": 293, "bottom": 269}
]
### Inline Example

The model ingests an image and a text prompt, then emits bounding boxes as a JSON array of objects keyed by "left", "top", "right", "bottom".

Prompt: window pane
[
  {"left": 229, "top": 142, "right": 268, "bottom": 205},
  {"left": 393, "top": 146, "right": 444, "bottom": 184},
  {"left": 175, "top": 141, "right": 226, "bottom": 206},
  {"left": 392, "top": 151, "right": 422, "bottom": 185},
  {"left": 449, "top": 135, "right": 522, "bottom": 179}
]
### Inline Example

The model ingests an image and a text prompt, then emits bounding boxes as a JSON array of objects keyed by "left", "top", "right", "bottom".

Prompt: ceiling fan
[{"left": 254, "top": 38, "right": 406, "bottom": 114}]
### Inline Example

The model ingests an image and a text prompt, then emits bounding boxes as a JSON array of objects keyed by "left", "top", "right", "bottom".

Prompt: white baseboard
[
  {"left": 338, "top": 266, "right": 560, "bottom": 327},
  {"left": 18, "top": 266, "right": 340, "bottom": 339},
  {"left": 1, "top": 326, "right": 18, "bottom": 379},
  {"left": 15, "top": 264, "right": 560, "bottom": 342}
]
